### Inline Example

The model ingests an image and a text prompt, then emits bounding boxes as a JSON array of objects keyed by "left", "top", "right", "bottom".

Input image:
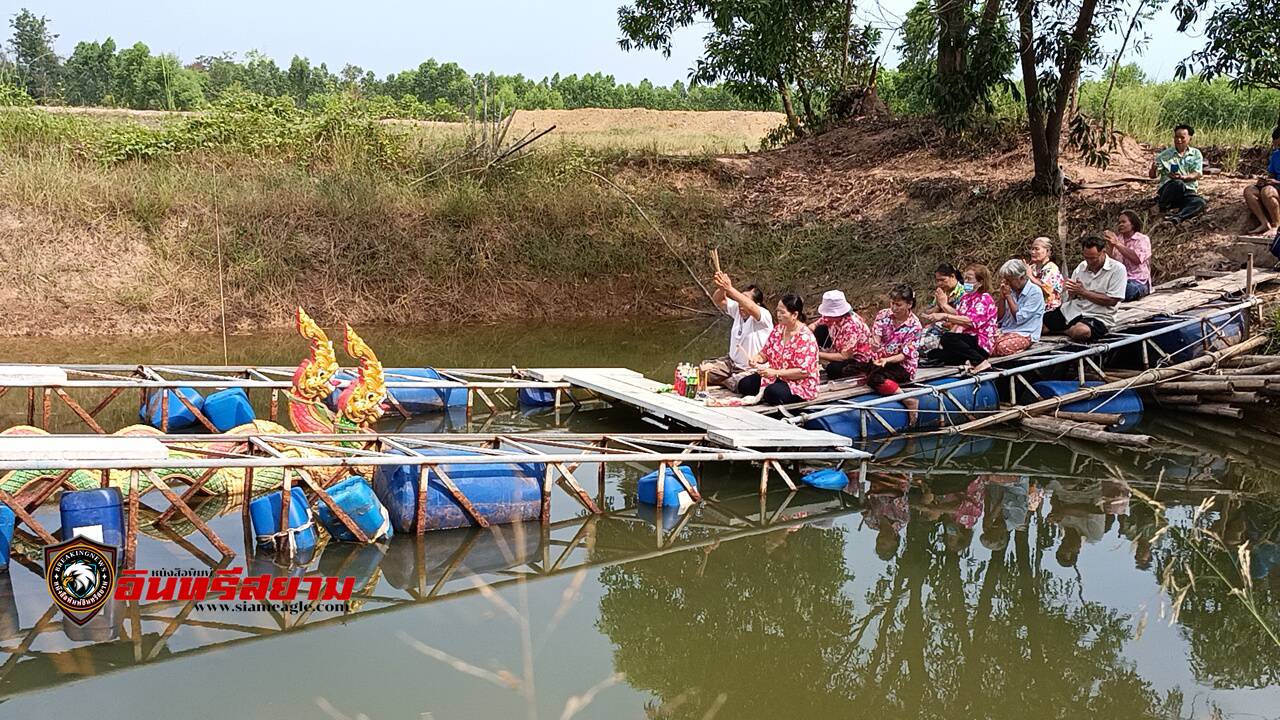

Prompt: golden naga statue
[
  {"left": 291, "top": 307, "right": 339, "bottom": 402},
  {"left": 287, "top": 308, "right": 387, "bottom": 434}
]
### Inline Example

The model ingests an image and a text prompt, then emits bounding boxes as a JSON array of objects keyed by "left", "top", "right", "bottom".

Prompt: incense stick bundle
[{"left": 709, "top": 248, "right": 722, "bottom": 274}]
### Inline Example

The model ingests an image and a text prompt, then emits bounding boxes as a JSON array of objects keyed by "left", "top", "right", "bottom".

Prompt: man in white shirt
[
  {"left": 700, "top": 272, "right": 773, "bottom": 391},
  {"left": 1043, "top": 235, "right": 1127, "bottom": 343}
]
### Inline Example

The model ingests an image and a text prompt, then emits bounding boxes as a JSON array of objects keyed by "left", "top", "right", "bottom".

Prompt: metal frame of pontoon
[
  {"left": 0, "top": 431, "right": 868, "bottom": 571},
  {"left": 786, "top": 296, "right": 1260, "bottom": 437},
  {"left": 0, "top": 452, "right": 1246, "bottom": 699},
  {"left": 0, "top": 365, "right": 591, "bottom": 432}
]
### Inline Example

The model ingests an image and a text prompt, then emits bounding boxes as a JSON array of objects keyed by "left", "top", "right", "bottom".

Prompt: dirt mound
[
  {"left": 720, "top": 114, "right": 1267, "bottom": 280},
  {"left": 718, "top": 117, "right": 1029, "bottom": 226}
]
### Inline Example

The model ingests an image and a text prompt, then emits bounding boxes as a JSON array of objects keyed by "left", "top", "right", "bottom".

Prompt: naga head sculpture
[
  {"left": 337, "top": 324, "right": 387, "bottom": 427},
  {"left": 291, "top": 307, "right": 339, "bottom": 402}
]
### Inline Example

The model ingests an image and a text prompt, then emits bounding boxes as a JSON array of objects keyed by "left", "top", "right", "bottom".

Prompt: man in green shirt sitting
[{"left": 1149, "top": 124, "right": 1207, "bottom": 225}]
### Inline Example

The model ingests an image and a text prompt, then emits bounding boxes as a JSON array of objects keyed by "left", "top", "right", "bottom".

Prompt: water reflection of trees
[
  {"left": 1146, "top": 498, "right": 1280, "bottom": 689},
  {"left": 596, "top": 502, "right": 1180, "bottom": 719}
]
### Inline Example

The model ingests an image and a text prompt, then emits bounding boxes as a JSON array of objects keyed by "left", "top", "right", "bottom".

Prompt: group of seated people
[{"left": 701, "top": 217, "right": 1157, "bottom": 411}]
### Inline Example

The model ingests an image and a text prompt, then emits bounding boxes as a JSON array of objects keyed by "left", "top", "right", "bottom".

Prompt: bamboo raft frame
[
  {"left": 0, "top": 365, "right": 595, "bottom": 432},
  {"left": 0, "top": 431, "right": 869, "bottom": 572}
]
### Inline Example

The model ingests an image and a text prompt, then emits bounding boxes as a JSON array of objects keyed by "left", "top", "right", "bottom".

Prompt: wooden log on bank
[
  {"left": 1020, "top": 416, "right": 1153, "bottom": 448},
  {"left": 1177, "top": 403, "right": 1244, "bottom": 419},
  {"left": 1157, "top": 379, "right": 1270, "bottom": 392},
  {"left": 1051, "top": 411, "right": 1124, "bottom": 425},
  {"left": 944, "top": 334, "right": 1268, "bottom": 435}
]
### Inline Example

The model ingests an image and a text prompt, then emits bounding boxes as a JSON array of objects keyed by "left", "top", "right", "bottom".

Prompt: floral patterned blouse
[
  {"left": 1030, "top": 260, "right": 1063, "bottom": 310},
  {"left": 759, "top": 324, "right": 820, "bottom": 401},
  {"left": 954, "top": 291, "right": 998, "bottom": 353},
  {"left": 816, "top": 313, "right": 874, "bottom": 362},
  {"left": 872, "top": 309, "right": 923, "bottom": 378}
]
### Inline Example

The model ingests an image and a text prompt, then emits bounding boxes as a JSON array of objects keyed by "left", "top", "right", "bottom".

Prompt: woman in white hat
[{"left": 810, "top": 289, "right": 874, "bottom": 380}]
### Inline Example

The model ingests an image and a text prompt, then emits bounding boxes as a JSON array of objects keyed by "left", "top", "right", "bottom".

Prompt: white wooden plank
[
  {"left": 545, "top": 367, "right": 849, "bottom": 448},
  {"left": 0, "top": 365, "right": 67, "bottom": 385},
  {"left": 525, "top": 368, "right": 642, "bottom": 383},
  {"left": 707, "top": 429, "right": 853, "bottom": 449},
  {"left": 0, "top": 436, "right": 169, "bottom": 461}
]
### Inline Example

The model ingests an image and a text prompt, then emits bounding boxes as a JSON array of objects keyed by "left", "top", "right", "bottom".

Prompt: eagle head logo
[{"left": 61, "top": 561, "right": 99, "bottom": 599}]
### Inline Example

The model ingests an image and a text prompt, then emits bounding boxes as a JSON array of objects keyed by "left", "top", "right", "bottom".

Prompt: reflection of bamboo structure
[{"left": 0, "top": 488, "right": 861, "bottom": 699}]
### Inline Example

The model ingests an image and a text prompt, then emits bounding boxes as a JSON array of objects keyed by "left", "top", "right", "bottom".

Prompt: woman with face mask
[{"left": 920, "top": 264, "right": 997, "bottom": 372}]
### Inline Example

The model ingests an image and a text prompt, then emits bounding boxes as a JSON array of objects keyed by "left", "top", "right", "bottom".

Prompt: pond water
[{"left": 0, "top": 322, "right": 1277, "bottom": 719}]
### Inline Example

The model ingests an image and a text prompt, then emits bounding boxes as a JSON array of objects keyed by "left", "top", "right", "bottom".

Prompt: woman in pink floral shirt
[
  {"left": 1028, "top": 236, "right": 1063, "bottom": 311},
  {"left": 921, "top": 264, "right": 997, "bottom": 371},
  {"left": 735, "top": 294, "right": 820, "bottom": 405},
  {"left": 811, "top": 289, "right": 874, "bottom": 379}
]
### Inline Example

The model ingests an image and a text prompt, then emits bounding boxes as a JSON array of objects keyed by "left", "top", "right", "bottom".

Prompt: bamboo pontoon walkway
[{"left": 0, "top": 430, "right": 869, "bottom": 572}]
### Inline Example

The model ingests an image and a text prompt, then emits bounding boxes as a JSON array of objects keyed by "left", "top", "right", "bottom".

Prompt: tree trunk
[
  {"left": 840, "top": 0, "right": 854, "bottom": 83},
  {"left": 776, "top": 76, "right": 802, "bottom": 136},
  {"left": 796, "top": 76, "right": 816, "bottom": 127},
  {"left": 1043, "top": 0, "right": 1100, "bottom": 193},
  {"left": 1015, "top": 0, "right": 1059, "bottom": 195},
  {"left": 936, "top": 0, "right": 969, "bottom": 85}
]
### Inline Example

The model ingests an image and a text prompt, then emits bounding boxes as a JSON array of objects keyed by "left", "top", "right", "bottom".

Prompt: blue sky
[{"left": 2, "top": 0, "right": 1192, "bottom": 84}]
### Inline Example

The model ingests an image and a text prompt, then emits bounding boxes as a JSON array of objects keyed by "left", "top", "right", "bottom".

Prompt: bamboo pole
[
  {"left": 1019, "top": 416, "right": 1153, "bottom": 447},
  {"left": 943, "top": 334, "right": 1267, "bottom": 435},
  {"left": 1050, "top": 411, "right": 1124, "bottom": 425}
]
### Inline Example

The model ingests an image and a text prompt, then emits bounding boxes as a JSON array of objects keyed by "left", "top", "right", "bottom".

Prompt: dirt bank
[{"left": 0, "top": 110, "right": 1260, "bottom": 337}]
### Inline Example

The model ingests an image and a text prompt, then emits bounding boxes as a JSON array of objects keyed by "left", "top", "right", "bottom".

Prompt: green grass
[{"left": 1077, "top": 77, "right": 1280, "bottom": 148}]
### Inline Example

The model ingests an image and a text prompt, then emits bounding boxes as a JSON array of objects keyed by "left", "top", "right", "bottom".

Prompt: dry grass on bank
[
  {"left": 0, "top": 105, "right": 1061, "bottom": 337},
  {"left": 33, "top": 105, "right": 785, "bottom": 155}
]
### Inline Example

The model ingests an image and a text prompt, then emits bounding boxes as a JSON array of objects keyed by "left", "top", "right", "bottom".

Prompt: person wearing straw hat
[
  {"left": 810, "top": 289, "right": 874, "bottom": 380},
  {"left": 700, "top": 271, "right": 773, "bottom": 392}
]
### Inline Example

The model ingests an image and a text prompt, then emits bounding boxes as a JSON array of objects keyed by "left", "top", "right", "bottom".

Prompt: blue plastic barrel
[
  {"left": 518, "top": 388, "right": 557, "bottom": 408},
  {"left": 801, "top": 468, "right": 849, "bottom": 491},
  {"left": 60, "top": 488, "right": 124, "bottom": 549},
  {"left": 62, "top": 599, "right": 119, "bottom": 643},
  {"left": 907, "top": 434, "right": 995, "bottom": 462},
  {"left": 637, "top": 466, "right": 698, "bottom": 508},
  {"left": 0, "top": 504, "right": 14, "bottom": 569},
  {"left": 1153, "top": 309, "right": 1246, "bottom": 363},
  {"left": 315, "top": 476, "right": 392, "bottom": 543},
  {"left": 203, "top": 388, "right": 255, "bottom": 432},
  {"left": 916, "top": 378, "right": 999, "bottom": 429},
  {"left": 249, "top": 487, "right": 317, "bottom": 553},
  {"left": 0, "top": 573, "right": 18, "bottom": 639},
  {"left": 327, "top": 368, "right": 466, "bottom": 415},
  {"left": 373, "top": 449, "right": 544, "bottom": 533},
  {"left": 870, "top": 436, "right": 908, "bottom": 460},
  {"left": 1030, "top": 380, "right": 1144, "bottom": 430},
  {"left": 637, "top": 502, "right": 688, "bottom": 533},
  {"left": 140, "top": 387, "right": 205, "bottom": 430},
  {"left": 804, "top": 400, "right": 911, "bottom": 440}
]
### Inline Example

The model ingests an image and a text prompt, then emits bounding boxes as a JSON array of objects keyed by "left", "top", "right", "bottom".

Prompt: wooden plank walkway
[{"left": 529, "top": 368, "right": 855, "bottom": 450}]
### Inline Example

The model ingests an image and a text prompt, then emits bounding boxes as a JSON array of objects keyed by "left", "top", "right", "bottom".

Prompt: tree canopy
[{"left": 618, "top": 0, "right": 880, "bottom": 135}]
